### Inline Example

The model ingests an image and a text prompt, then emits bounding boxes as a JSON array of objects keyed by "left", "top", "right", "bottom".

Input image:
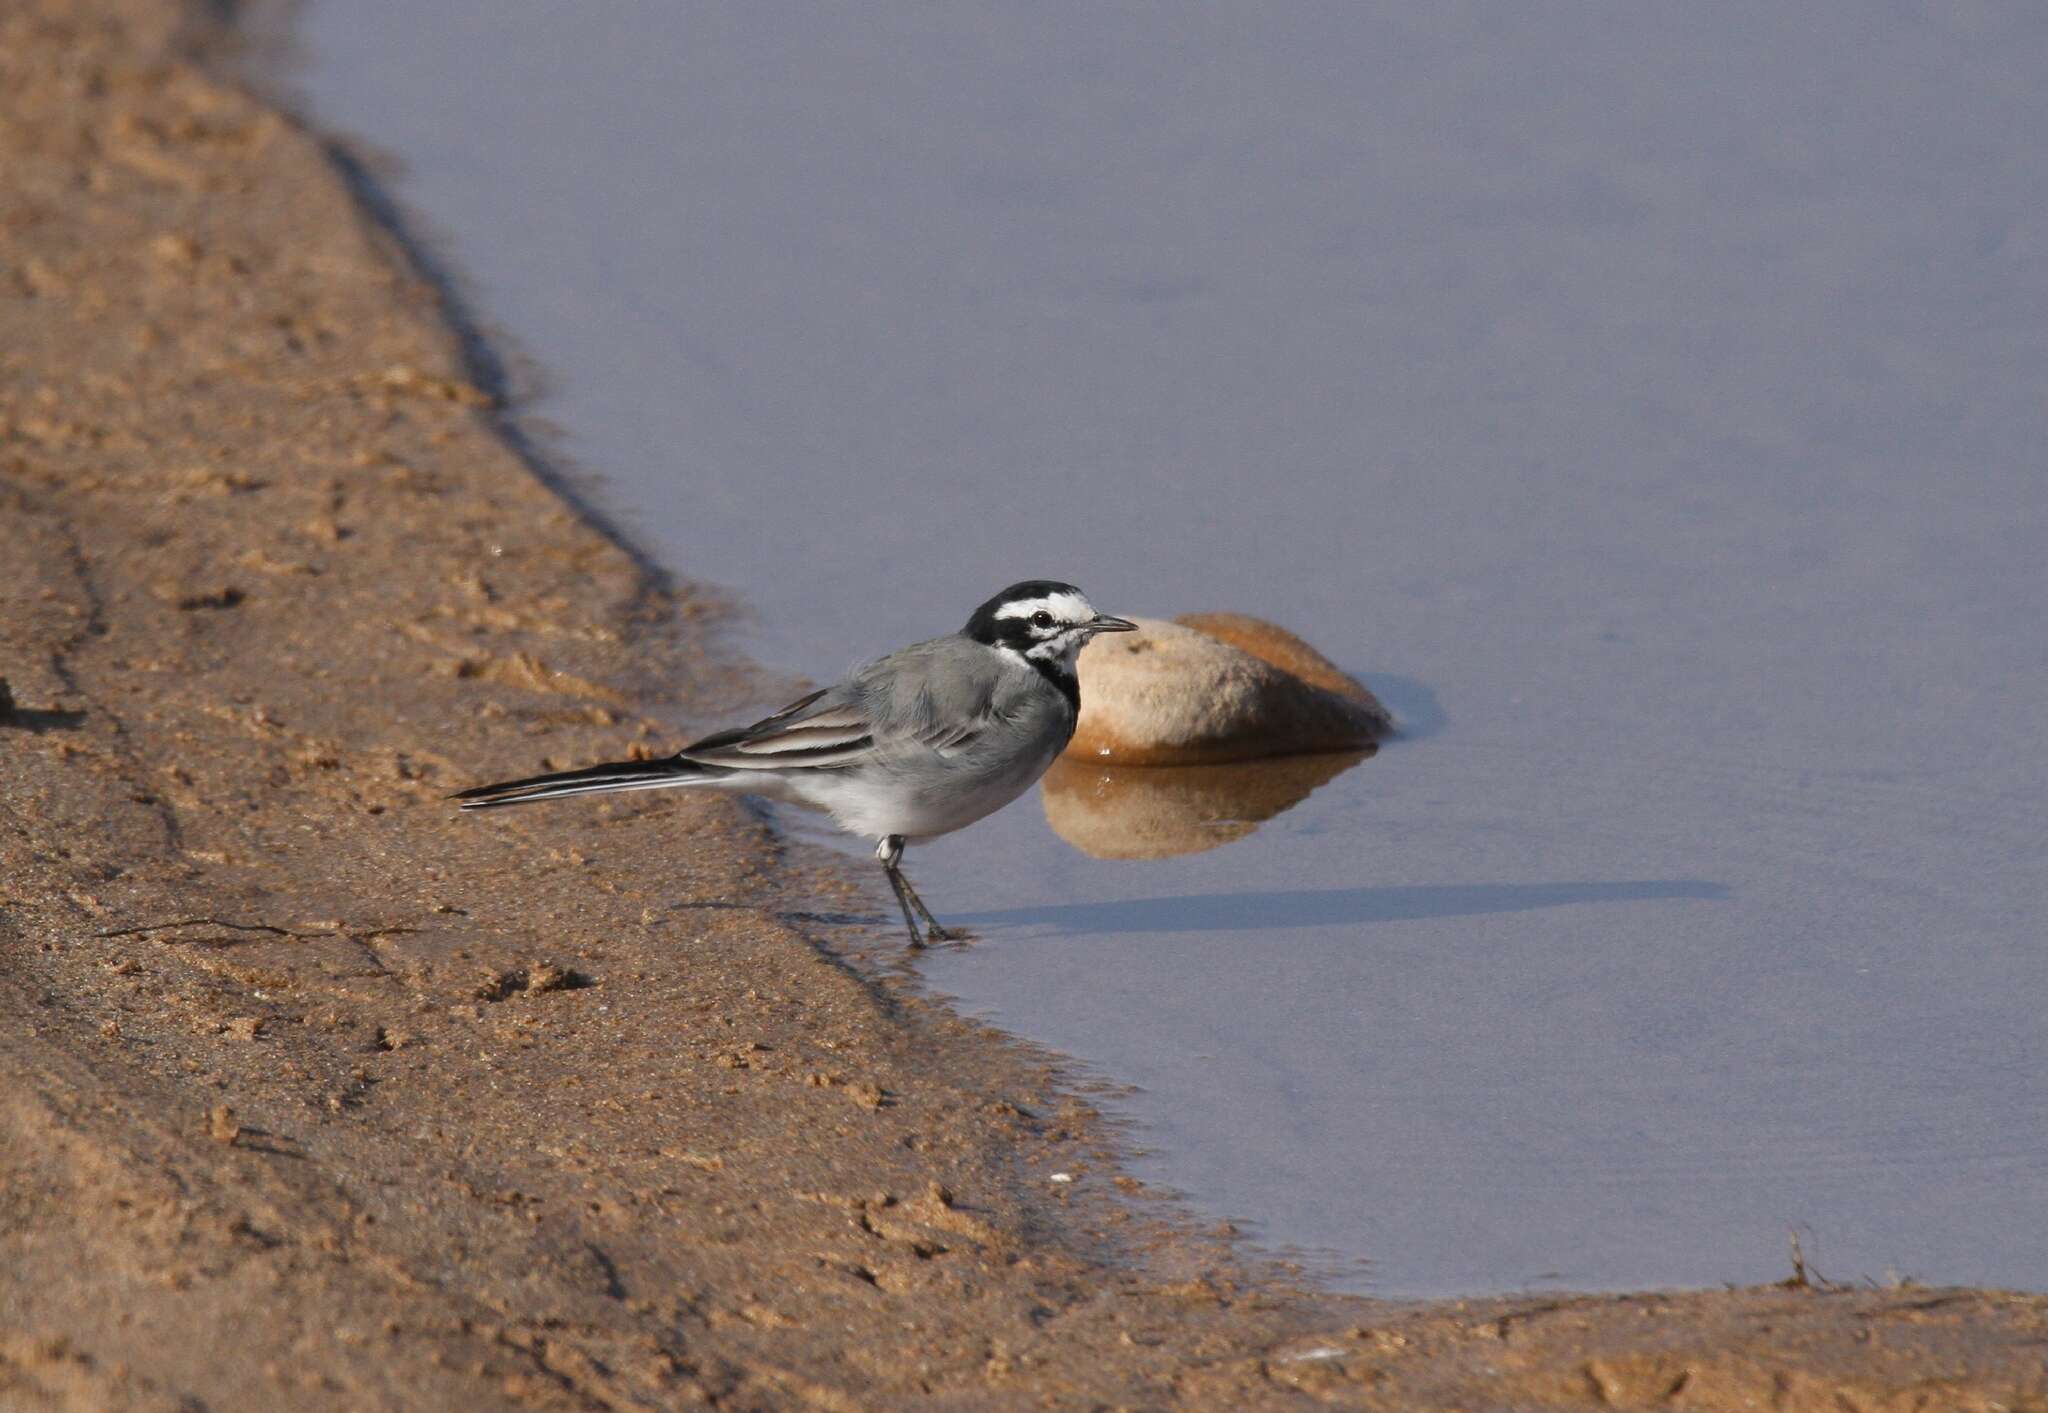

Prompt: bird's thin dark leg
[
  {"left": 881, "top": 859, "right": 926, "bottom": 947},
  {"left": 876, "top": 835, "right": 954, "bottom": 947},
  {"left": 895, "top": 867, "right": 954, "bottom": 942}
]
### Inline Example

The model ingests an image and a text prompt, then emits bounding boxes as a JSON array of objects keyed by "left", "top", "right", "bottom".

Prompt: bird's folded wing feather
[
  {"left": 680, "top": 686, "right": 875, "bottom": 769},
  {"left": 859, "top": 637, "right": 1003, "bottom": 757},
  {"left": 682, "top": 636, "right": 1012, "bottom": 770},
  {"left": 911, "top": 718, "right": 983, "bottom": 754}
]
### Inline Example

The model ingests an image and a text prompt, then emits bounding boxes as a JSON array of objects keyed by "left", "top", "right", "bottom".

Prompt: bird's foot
[{"left": 918, "top": 924, "right": 971, "bottom": 948}]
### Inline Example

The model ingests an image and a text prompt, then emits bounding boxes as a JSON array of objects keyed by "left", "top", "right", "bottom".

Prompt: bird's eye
[{"left": 1031, "top": 610, "right": 1055, "bottom": 629}]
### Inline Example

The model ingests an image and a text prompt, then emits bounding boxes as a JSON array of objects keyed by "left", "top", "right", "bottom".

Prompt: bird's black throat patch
[{"left": 1029, "top": 654, "right": 1082, "bottom": 716}]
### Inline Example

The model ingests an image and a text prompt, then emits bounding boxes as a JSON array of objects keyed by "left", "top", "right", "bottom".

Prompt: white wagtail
[{"left": 453, "top": 581, "right": 1136, "bottom": 945}]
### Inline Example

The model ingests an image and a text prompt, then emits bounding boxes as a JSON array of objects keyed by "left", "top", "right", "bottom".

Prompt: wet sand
[{"left": 4, "top": 2, "right": 2048, "bottom": 1407}]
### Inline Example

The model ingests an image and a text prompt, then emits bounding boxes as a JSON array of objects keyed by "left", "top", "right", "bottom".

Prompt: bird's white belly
[{"left": 768, "top": 741, "right": 1061, "bottom": 843}]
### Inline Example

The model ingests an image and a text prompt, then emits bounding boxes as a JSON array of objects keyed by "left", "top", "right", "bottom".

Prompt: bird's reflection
[{"left": 1041, "top": 746, "right": 1375, "bottom": 859}]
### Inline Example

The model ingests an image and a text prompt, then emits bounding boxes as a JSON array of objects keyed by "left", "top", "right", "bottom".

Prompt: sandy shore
[{"left": 3, "top": 2, "right": 2046, "bottom": 1407}]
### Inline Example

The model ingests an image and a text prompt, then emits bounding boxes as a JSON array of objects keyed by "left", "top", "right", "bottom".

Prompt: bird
[{"left": 451, "top": 580, "right": 1136, "bottom": 946}]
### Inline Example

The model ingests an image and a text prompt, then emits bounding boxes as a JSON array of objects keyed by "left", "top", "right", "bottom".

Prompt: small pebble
[{"left": 206, "top": 1104, "right": 241, "bottom": 1145}]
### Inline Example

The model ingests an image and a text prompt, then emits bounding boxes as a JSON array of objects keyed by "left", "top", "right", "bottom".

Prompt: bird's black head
[{"left": 962, "top": 581, "right": 1137, "bottom": 680}]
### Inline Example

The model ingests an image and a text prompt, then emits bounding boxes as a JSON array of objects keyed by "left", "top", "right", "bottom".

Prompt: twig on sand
[{"left": 1780, "top": 1229, "right": 1837, "bottom": 1291}]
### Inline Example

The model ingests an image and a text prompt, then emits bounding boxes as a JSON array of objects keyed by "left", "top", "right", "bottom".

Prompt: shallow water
[{"left": 294, "top": 4, "right": 2048, "bottom": 1296}]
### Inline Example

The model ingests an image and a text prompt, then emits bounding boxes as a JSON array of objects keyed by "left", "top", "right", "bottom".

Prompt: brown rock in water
[
  {"left": 1173, "top": 613, "right": 1376, "bottom": 702},
  {"left": 1068, "top": 614, "right": 1392, "bottom": 765},
  {"left": 1042, "top": 748, "right": 1375, "bottom": 859}
]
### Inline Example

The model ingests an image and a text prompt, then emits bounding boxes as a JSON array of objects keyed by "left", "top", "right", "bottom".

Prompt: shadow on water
[
  {"left": 956, "top": 880, "right": 1728, "bottom": 935},
  {"left": 1360, "top": 673, "right": 1447, "bottom": 741}
]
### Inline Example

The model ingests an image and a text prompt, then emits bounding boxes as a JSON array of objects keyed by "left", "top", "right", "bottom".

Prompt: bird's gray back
[
  {"left": 855, "top": 633, "right": 1071, "bottom": 749},
  {"left": 843, "top": 633, "right": 1075, "bottom": 839}
]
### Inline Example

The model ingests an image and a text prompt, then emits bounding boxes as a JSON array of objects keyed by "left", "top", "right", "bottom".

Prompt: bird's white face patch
[
  {"left": 992, "top": 591, "right": 1101, "bottom": 664},
  {"left": 993, "top": 590, "right": 1094, "bottom": 627}
]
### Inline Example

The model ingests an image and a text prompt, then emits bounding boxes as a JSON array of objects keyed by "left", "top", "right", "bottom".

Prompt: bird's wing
[
  {"left": 679, "top": 685, "right": 876, "bottom": 770},
  {"left": 911, "top": 716, "right": 984, "bottom": 754},
  {"left": 855, "top": 636, "right": 1005, "bottom": 758},
  {"left": 681, "top": 636, "right": 1012, "bottom": 771}
]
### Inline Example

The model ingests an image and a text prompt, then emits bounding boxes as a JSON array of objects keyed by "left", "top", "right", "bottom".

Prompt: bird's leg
[
  {"left": 875, "top": 835, "right": 925, "bottom": 946},
  {"left": 897, "top": 870, "right": 955, "bottom": 943},
  {"left": 882, "top": 859, "right": 926, "bottom": 947},
  {"left": 875, "top": 835, "right": 955, "bottom": 947}
]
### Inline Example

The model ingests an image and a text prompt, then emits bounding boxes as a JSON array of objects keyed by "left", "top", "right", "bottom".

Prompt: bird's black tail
[{"left": 450, "top": 753, "right": 718, "bottom": 809}]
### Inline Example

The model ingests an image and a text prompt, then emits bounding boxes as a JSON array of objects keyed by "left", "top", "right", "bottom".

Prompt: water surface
[{"left": 295, "top": 3, "right": 2048, "bottom": 1296}]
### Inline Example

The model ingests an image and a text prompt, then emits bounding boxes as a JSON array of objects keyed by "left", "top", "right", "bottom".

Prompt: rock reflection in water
[{"left": 1040, "top": 747, "right": 1375, "bottom": 860}]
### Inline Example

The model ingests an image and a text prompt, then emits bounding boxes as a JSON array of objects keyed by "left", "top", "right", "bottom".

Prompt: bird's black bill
[{"left": 1089, "top": 614, "right": 1138, "bottom": 633}]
